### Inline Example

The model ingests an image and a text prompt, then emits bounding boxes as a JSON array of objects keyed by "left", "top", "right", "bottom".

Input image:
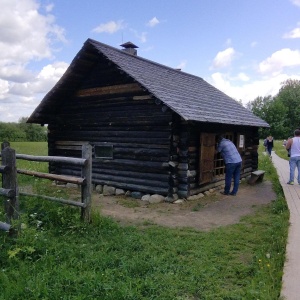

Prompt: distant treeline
[
  {"left": 247, "top": 79, "right": 300, "bottom": 139},
  {"left": 0, "top": 117, "right": 47, "bottom": 142}
]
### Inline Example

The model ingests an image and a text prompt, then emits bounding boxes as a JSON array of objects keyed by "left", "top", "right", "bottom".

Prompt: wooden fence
[{"left": 0, "top": 142, "right": 92, "bottom": 233}]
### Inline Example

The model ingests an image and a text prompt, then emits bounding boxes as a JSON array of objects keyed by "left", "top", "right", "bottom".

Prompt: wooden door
[{"left": 199, "top": 133, "right": 215, "bottom": 184}]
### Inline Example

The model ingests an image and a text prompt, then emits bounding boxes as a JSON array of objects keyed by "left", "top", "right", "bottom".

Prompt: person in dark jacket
[{"left": 266, "top": 135, "right": 274, "bottom": 157}]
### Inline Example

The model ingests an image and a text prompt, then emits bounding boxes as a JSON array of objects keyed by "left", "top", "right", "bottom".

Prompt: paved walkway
[{"left": 271, "top": 152, "right": 300, "bottom": 300}]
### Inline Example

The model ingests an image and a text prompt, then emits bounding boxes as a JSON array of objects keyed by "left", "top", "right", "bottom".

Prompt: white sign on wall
[{"left": 239, "top": 135, "right": 244, "bottom": 148}]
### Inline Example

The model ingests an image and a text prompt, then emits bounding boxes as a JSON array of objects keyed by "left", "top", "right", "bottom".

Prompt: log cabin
[{"left": 27, "top": 39, "right": 269, "bottom": 200}]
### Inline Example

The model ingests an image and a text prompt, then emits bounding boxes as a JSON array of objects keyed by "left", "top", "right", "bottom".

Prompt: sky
[{"left": 0, "top": 0, "right": 300, "bottom": 123}]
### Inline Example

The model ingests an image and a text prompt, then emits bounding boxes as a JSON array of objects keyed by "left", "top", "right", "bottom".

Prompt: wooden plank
[
  {"left": 17, "top": 169, "right": 85, "bottom": 185},
  {"left": 19, "top": 192, "right": 86, "bottom": 208},
  {"left": 55, "top": 141, "right": 86, "bottom": 146},
  {"left": 0, "top": 188, "right": 15, "bottom": 197},
  {"left": 1, "top": 147, "right": 19, "bottom": 223},
  {"left": 54, "top": 141, "right": 170, "bottom": 149},
  {"left": 248, "top": 170, "right": 265, "bottom": 185},
  {"left": 76, "top": 83, "right": 142, "bottom": 97},
  {"left": 60, "top": 167, "right": 170, "bottom": 181},
  {"left": 252, "top": 170, "right": 265, "bottom": 176},
  {"left": 55, "top": 145, "right": 83, "bottom": 151},
  {"left": 93, "top": 173, "right": 169, "bottom": 188},
  {"left": 0, "top": 165, "right": 9, "bottom": 173},
  {"left": 81, "top": 144, "right": 92, "bottom": 222},
  {"left": 133, "top": 95, "right": 153, "bottom": 100},
  {"left": 199, "top": 133, "right": 215, "bottom": 184},
  {"left": 0, "top": 221, "right": 11, "bottom": 232},
  {"left": 16, "top": 154, "right": 86, "bottom": 166}
]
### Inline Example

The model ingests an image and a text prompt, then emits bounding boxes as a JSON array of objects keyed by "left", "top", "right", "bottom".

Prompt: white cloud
[
  {"left": 130, "top": 29, "right": 147, "bottom": 43},
  {"left": 0, "top": 79, "right": 9, "bottom": 99},
  {"left": 258, "top": 48, "right": 300, "bottom": 75},
  {"left": 290, "top": 0, "right": 300, "bottom": 6},
  {"left": 147, "top": 17, "right": 160, "bottom": 27},
  {"left": 236, "top": 73, "right": 250, "bottom": 82},
  {"left": 8, "top": 61, "right": 67, "bottom": 95},
  {"left": 0, "top": 0, "right": 66, "bottom": 67},
  {"left": 283, "top": 23, "right": 300, "bottom": 38},
  {"left": 92, "top": 20, "right": 126, "bottom": 34},
  {"left": 211, "top": 47, "right": 236, "bottom": 69},
  {"left": 0, "top": 65, "right": 34, "bottom": 83},
  {"left": 210, "top": 72, "right": 300, "bottom": 103},
  {"left": 0, "top": 0, "right": 67, "bottom": 122},
  {"left": 34, "top": 62, "right": 68, "bottom": 92},
  {"left": 0, "top": 61, "right": 68, "bottom": 121}
]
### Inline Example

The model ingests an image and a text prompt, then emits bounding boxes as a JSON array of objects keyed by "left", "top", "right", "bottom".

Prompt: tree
[
  {"left": 0, "top": 122, "right": 26, "bottom": 141},
  {"left": 18, "top": 117, "right": 47, "bottom": 141},
  {"left": 265, "top": 98, "right": 289, "bottom": 138},
  {"left": 246, "top": 95, "right": 277, "bottom": 138},
  {"left": 246, "top": 79, "right": 300, "bottom": 139},
  {"left": 0, "top": 118, "right": 47, "bottom": 142},
  {"left": 275, "top": 79, "right": 300, "bottom": 134}
]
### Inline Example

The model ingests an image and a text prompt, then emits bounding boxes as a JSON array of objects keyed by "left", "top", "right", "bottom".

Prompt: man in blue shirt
[{"left": 216, "top": 135, "right": 242, "bottom": 196}]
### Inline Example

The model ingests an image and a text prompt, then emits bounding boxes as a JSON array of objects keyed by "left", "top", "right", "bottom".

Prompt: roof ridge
[{"left": 87, "top": 38, "right": 205, "bottom": 82}]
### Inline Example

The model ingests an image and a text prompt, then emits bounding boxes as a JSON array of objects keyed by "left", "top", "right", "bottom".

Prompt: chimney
[{"left": 120, "top": 41, "right": 138, "bottom": 55}]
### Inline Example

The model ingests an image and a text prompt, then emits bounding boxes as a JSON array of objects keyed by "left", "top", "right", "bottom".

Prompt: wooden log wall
[
  {"left": 176, "top": 122, "right": 199, "bottom": 198},
  {"left": 44, "top": 56, "right": 179, "bottom": 196},
  {"left": 48, "top": 98, "right": 174, "bottom": 196}
]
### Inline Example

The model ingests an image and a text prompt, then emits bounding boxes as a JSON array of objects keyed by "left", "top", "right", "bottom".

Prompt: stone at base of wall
[
  {"left": 92, "top": 183, "right": 235, "bottom": 204},
  {"left": 187, "top": 193, "right": 205, "bottom": 201},
  {"left": 103, "top": 185, "right": 116, "bottom": 196}
]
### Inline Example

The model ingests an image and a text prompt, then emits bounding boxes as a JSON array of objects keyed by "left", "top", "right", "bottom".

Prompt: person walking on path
[
  {"left": 216, "top": 135, "right": 242, "bottom": 196},
  {"left": 263, "top": 137, "right": 268, "bottom": 152},
  {"left": 266, "top": 135, "right": 274, "bottom": 157},
  {"left": 286, "top": 129, "right": 300, "bottom": 185}
]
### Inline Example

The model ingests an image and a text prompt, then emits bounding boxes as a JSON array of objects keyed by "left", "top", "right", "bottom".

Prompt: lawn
[
  {"left": 273, "top": 140, "right": 289, "bottom": 161},
  {"left": 0, "top": 142, "right": 289, "bottom": 300}
]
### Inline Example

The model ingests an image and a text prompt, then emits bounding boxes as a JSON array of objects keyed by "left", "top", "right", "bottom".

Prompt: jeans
[
  {"left": 224, "top": 162, "right": 242, "bottom": 194},
  {"left": 267, "top": 146, "right": 272, "bottom": 156},
  {"left": 289, "top": 156, "right": 300, "bottom": 183}
]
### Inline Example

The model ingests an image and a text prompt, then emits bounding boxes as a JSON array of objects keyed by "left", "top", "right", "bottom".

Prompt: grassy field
[
  {"left": 272, "top": 140, "right": 289, "bottom": 161},
  {"left": 0, "top": 142, "right": 289, "bottom": 299}
]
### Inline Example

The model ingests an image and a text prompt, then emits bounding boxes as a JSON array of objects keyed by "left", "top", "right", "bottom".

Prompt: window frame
[{"left": 94, "top": 143, "right": 114, "bottom": 159}]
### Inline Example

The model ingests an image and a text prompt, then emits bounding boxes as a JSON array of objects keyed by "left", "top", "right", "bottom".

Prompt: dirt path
[{"left": 92, "top": 181, "right": 276, "bottom": 231}]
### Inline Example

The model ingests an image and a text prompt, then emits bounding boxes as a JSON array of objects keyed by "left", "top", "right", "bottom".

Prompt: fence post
[
  {"left": 1, "top": 141, "right": 10, "bottom": 150},
  {"left": 81, "top": 144, "right": 92, "bottom": 222},
  {"left": 1, "top": 146, "right": 19, "bottom": 224}
]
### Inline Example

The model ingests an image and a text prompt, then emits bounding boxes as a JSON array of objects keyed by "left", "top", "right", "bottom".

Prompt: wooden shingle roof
[{"left": 28, "top": 38, "right": 269, "bottom": 127}]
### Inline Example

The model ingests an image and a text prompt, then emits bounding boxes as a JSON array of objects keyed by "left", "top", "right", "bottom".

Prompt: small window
[{"left": 94, "top": 144, "right": 113, "bottom": 159}]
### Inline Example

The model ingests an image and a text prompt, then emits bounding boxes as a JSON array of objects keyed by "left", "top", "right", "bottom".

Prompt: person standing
[
  {"left": 266, "top": 135, "right": 274, "bottom": 157},
  {"left": 216, "top": 135, "right": 242, "bottom": 196},
  {"left": 286, "top": 129, "right": 300, "bottom": 185},
  {"left": 283, "top": 139, "right": 287, "bottom": 147}
]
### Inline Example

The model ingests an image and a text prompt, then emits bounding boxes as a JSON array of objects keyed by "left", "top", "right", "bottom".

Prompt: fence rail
[{"left": 0, "top": 142, "right": 92, "bottom": 233}]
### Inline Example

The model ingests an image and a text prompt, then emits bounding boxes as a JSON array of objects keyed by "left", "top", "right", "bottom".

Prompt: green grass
[
  {"left": 272, "top": 140, "right": 289, "bottom": 161},
  {"left": 0, "top": 142, "right": 289, "bottom": 299}
]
